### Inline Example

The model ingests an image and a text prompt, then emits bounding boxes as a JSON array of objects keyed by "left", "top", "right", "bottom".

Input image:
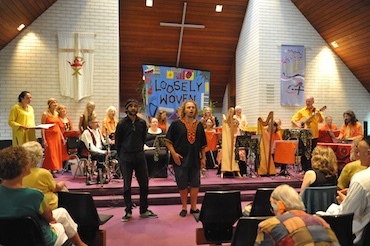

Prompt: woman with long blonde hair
[{"left": 78, "top": 101, "right": 96, "bottom": 133}]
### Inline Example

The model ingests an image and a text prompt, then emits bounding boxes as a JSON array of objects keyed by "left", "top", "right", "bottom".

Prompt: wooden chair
[
  {"left": 196, "top": 190, "right": 242, "bottom": 245},
  {"left": 301, "top": 186, "right": 337, "bottom": 214},
  {"left": 320, "top": 213, "right": 354, "bottom": 246},
  {"left": 58, "top": 191, "right": 113, "bottom": 246},
  {"left": 231, "top": 216, "right": 271, "bottom": 246},
  {"left": 0, "top": 216, "right": 72, "bottom": 246}
]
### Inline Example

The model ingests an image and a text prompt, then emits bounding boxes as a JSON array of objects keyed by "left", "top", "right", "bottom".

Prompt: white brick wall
[
  {"left": 235, "top": 0, "right": 370, "bottom": 130},
  {"left": 0, "top": 0, "right": 119, "bottom": 140}
]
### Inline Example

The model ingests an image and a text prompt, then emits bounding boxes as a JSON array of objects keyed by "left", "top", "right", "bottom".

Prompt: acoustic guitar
[{"left": 292, "top": 106, "right": 327, "bottom": 128}]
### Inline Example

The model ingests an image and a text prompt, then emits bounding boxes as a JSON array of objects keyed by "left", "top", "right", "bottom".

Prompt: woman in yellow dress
[{"left": 8, "top": 91, "right": 36, "bottom": 146}]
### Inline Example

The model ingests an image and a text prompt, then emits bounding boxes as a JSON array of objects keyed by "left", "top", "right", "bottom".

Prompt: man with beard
[
  {"left": 291, "top": 96, "right": 324, "bottom": 172},
  {"left": 115, "top": 99, "right": 158, "bottom": 222},
  {"left": 165, "top": 100, "right": 207, "bottom": 217},
  {"left": 337, "top": 110, "right": 363, "bottom": 140}
]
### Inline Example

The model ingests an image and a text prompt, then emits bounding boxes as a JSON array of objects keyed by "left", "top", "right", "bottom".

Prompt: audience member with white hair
[{"left": 255, "top": 184, "right": 339, "bottom": 245}]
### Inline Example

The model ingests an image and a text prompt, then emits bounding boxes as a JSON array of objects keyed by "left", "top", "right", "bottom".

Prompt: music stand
[
  {"left": 150, "top": 135, "right": 175, "bottom": 180},
  {"left": 271, "top": 140, "right": 300, "bottom": 180},
  {"left": 235, "top": 135, "right": 261, "bottom": 177}
]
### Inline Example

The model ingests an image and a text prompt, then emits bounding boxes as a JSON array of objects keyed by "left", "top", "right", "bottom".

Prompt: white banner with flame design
[{"left": 58, "top": 32, "right": 95, "bottom": 101}]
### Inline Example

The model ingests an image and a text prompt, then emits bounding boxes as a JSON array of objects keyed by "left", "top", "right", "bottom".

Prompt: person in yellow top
[
  {"left": 102, "top": 105, "right": 118, "bottom": 148},
  {"left": 337, "top": 137, "right": 367, "bottom": 190},
  {"left": 8, "top": 91, "right": 36, "bottom": 146},
  {"left": 22, "top": 141, "right": 68, "bottom": 210},
  {"left": 291, "top": 96, "right": 324, "bottom": 172},
  {"left": 337, "top": 110, "right": 364, "bottom": 140}
]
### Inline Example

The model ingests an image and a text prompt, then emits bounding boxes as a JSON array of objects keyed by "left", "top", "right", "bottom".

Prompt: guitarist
[{"left": 291, "top": 96, "right": 324, "bottom": 173}]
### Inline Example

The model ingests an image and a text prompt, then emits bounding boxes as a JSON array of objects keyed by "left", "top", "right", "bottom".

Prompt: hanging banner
[
  {"left": 58, "top": 32, "right": 95, "bottom": 101},
  {"left": 142, "top": 65, "right": 210, "bottom": 121},
  {"left": 280, "top": 45, "right": 305, "bottom": 106}
]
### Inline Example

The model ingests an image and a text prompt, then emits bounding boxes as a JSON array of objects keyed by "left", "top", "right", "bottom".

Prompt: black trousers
[{"left": 119, "top": 152, "right": 149, "bottom": 214}]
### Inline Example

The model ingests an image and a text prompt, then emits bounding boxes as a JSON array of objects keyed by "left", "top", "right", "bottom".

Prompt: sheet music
[{"left": 29, "top": 124, "right": 55, "bottom": 129}]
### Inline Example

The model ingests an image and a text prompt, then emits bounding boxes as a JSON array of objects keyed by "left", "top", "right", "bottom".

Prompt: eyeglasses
[{"left": 131, "top": 122, "right": 136, "bottom": 131}]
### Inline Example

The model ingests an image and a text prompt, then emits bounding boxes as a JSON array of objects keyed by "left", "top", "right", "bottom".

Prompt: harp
[{"left": 257, "top": 112, "right": 276, "bottom": 175}]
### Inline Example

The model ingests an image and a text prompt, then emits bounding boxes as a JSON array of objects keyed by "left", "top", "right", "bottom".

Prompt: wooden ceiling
[
  {"left": 292, "top": 0, "right": 370, "bottom": 94},
  {"left": 1, "top": 0, "right": 370, "bottom": 108},
  {"left": 119, "top": 0, "right": 249, "bottom": 107},
  {"left": 0, "top": 0, "right": 57, "bottom": 50}
]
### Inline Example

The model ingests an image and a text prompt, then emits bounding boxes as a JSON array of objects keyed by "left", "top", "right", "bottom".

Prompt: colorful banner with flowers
[{"left": 142, "top": 65, "right": 210, "bottom": 121}]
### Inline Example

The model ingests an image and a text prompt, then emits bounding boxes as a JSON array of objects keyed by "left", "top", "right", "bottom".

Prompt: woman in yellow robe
[{"left": 8, "top": 91, "right": 36, "bottom": 146}]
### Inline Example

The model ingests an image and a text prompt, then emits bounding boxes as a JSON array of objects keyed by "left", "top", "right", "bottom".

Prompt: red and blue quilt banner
[
  {"left": 280, "top": 45, "right": 305, "bottom": 106},
  {"left": 142, "top": 65, "right": 210, "bottom": 121}
]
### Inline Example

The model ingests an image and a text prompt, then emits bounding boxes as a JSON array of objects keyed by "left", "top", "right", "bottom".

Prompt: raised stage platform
[{"left": 56, "top": 168, "right": 303, "bottom": 208}]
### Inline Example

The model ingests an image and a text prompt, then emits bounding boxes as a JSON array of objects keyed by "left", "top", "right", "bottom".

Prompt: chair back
[
  {"left": 301, "top": 186, "right": 337, "bottom": 214},
  {"left": 231, "top": 216, "right": 271, "bottom": 246},
  {"left": 249, "top": 188, "right": 275, "bottom": 217},
  {"left": 320, "top": 213, "right": 354, "bottom": 246},
  {"left": 58, "top": 191, "right": 113, "bottom": 243},
  {"left": 66, "top": 137, "right": 80, "bottom": 155},
  {"left": 0, "top": 216, "right": 45, "bottom": 246},
  {"left": 199, "top": 190, "right": 242, "bottom": 243}
]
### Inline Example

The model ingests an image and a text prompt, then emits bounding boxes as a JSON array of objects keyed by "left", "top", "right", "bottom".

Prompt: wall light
[
  {"left": 146, "top": 0, "right": 153, "bottom": 7},
  {"left": 331, "top": 41, "right": 338, "bottom": 48},
  {"left": 17, "top": 24, "right": 25, "bottom": 31},
  {"left": 216, "top": 5, "right": 223, "bottom": 12}
]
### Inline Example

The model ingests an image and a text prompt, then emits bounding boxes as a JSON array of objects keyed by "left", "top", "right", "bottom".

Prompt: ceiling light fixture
[
  {"left": 17, "top": 24, "right": 25, "bottom": 31},
  {"left": 216, "top": 5, "right": 223, "bottom": 12},
  {"left": 331, "top": 41, "right": 338, "bottom": 48},
  {"left": 146, "top": 0, "right": 153, "bottom": 7}
]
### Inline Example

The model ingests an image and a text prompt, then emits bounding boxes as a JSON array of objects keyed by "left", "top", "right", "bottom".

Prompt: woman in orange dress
[
  {"left": 56, "top": 104, "right": 74, "bottom": 165},
  {"left": 204, "top": 118, "right": 218, "bottom": 169},
  {"left": 42, "top": 98, "right": 64, "bottom": 175}
]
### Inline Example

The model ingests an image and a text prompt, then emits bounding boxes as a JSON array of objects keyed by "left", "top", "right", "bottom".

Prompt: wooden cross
[{"left": 160, "top": 2, "right": 205, "bottom": 67}]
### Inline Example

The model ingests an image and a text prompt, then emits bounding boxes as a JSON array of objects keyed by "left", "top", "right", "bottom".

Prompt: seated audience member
[
  {"left": 335, "top": 136, "right": 370, "bottom": 244},
  {"left": 200, "top": 106, "right": 216, "bottom": 129},
  {"left": 80, "top": 116, "right": 117, "bottom": 184},
  {"left": 22, "top": 141, "right": 68, "bottom": 210},
  {"left": 300, "top": 146, "right": 338, "bottom": 195},
  {"left": 337, "top": 137, "right": 366, "bottom": 190},
  {"left": 337, "top": 110, "right": 364, "bottom": 140},
  {"left": 156, "top": 110, "right": 168, "bottom": 133},
  {"left": 320, "top": 116, "right": 338, "bottom": 131},
  {"left": 102, "top": 105, "right": 118, "bottom": 148},
  {"left": 0, "top": 146, "right": 87, "bottom": 246},
  {"left": 233, "top": 105, "right": 248, "bottom": 130},
  {"left": 204, "top": 118, "right": 218, "bottom": 169},
  {"left": 255, "top": 184, "right": 339, "bottom": 245}
]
